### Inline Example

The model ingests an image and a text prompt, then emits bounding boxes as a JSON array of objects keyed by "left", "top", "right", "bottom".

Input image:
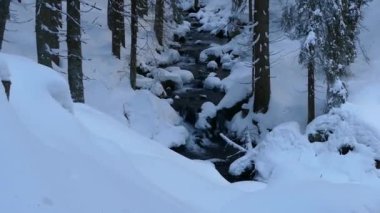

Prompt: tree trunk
[
  {"left": 36, "top": 0, "right": 52, "bottom": 67},
  {"left": 0, "top": 0, "right": 11, "bottom": 50},
  {"left": 154, "top": 0, "right": 164, "bottom": 46},
  {"left": 137, "top": 0, "right": 148, "bottom": 17},
  {"left": 50, "top": 0, "right": 62, "bottom": 66},
  {"left": 109, "top": 0, "right": 125, "bottom": 59},
  {"left": 307, "top": 56, "right": 315, "bottom": 123},
  {"left": 194, "top": 0, "right": 199, "bottom": 10},
  {"left": 67, "top": 0, "right": 84, "bottom": 103},
  {"left": 130, "top": 0, "right": 138, "bottom": 89},
  {"left": 253, "top": 0, "right": 270, "bottom": 113},
  {"left": 248, "top": 0, "right": 253, "bottom": 23},
  {"left": 171, "top": 0, "right": 182, "bottom": 24}
]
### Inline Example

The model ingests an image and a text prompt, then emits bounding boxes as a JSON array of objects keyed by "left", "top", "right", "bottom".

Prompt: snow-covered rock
[
  {"left": 195, "top": 102, "right": 217, "bottom": 129},
  {"left": 207, "top": 60, "right": 218, "bottom": 70}
]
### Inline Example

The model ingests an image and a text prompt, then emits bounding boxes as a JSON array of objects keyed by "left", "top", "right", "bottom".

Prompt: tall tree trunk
[
  {"left": 154, "top": 0, "right": 164, "bottom": 46},
  {"left": 307, "top": 55, "right": 315, "bottom": 123},
  {"left": 36, "top": 0, "right": 52, "bottom": 67},
  {"left": 0, "top": 0, "right": 11, "bottom": 50},
  {"left": 50, "top": 0, "right": 62, "bottom": 66},
  {"left": 109, "top": 0, "right": 125, "bottom": 59},
  {"left": 171, "top": 0, "right": 182, "bottom": 24},
  {"left": 194, "top": 0, "right": 199, "bottom": 10},
  {"left": 248, "top": 0, "right": 253, "bottom": 23},
  {"left": 130, "top": 0, "right": 138, "bottom": 89},
  {"left": 253, "top": 0, "right": 270, "bottom": 113},
  {"left": 67, "top": 0, "right": 84, "bottom": 103},
  {"left": 137, "top": 0, "right": 148, "bottom": 17}
]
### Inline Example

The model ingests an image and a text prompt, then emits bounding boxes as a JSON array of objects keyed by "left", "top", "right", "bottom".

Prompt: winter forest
[{"left": 0, "top": 0, "right": 380, "bottom": 212}]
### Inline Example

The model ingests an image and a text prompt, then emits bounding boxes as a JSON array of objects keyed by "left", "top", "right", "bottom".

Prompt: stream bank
[{"left": 165, "top": 12, "right": 254, "bottom": 182}]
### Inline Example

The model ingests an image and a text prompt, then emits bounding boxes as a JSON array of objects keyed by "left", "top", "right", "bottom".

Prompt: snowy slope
[
  {"left": 1, "top": 52, "right": 380, "bottom": 212},
  {"left": 1, "top": 0, "right": 380, "bottom": 212}
]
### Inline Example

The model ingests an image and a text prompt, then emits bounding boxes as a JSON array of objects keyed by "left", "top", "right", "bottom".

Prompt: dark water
[{"left": 167, "top": 16, "right": 253, "bottom": 182}]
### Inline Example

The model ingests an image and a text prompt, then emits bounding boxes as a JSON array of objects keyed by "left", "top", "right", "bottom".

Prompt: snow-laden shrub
[{"left": 229, "top": 105, "right": 380, "bottom": 182}]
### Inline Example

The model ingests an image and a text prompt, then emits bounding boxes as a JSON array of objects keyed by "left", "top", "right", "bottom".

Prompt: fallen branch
[{"left": 219, "top": 133, "right": 247, "bottom": 153}]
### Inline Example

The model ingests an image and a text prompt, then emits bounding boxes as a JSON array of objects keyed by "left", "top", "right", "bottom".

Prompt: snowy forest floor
[{"left": 0, "top": 0, "right": 380, "bottom": 212}]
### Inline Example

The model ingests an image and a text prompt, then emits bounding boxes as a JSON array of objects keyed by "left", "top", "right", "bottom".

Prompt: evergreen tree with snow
[{"left": 282, "top": 0, "right": 370, "bottom": 114}]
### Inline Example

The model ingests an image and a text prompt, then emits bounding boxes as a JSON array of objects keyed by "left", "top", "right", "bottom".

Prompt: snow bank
[
  {"left": 124, "top": 89, "right": 189, "bottom": 147},
  {"left": 190, "top": 0, "right": 232, "bottom": 35},
  {"left": 166, "top": 66, "right": 195, "bottom": 84}
]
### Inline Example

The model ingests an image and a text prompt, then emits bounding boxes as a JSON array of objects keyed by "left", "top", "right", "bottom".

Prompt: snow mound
[
  {"left": 151, "top": 68, "right": 184, "bottom": 89},
  {"left": 124, "top": 89, "right": 189, "bottom": 147},
  {"left": 204, "top": 72, "right": 222, "bottom": 90},
  {"left": 166, "top": 66, "right": 195, "bottom": 84},
  {"left": 195, "top": 102, "right": 217, "bottom": 129},
  {"left": 207, "top": 60, "right": 218, "bottom": 70}
]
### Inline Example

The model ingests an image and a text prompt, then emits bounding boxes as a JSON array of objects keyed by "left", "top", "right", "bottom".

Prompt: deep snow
[{"left": 1, "top": 0, "right": 380, "bottom": 212}]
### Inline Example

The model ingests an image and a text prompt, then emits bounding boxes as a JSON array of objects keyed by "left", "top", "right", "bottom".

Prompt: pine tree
[
  {"left": 67, "top": 0, "right": 84, "bottom": 102},
  {"left": 295, "top": 0, "right": 324, "bottom": 122},
  {"left": 253, "top": 0, "right": 271, "bottom": 113},
  {"left": 0, "top": 0, "right": 11, "bottom": 50},
  {"left": 282, "top": 0, "right": 370, "bottom": 113}
]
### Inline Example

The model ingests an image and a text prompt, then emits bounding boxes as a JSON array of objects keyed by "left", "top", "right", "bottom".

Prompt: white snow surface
[
  {"left": 1, "top": 51, "right": 380, "bottom": 213},
  {"left": 204, "top": 72, "right": 222, "bottom": 90},
  {"left": 1, "top": 0, "right": 380, "bottom": 212},
  {"left": 0, "top": 58, "right": 10, "bottom": 81},
  {"left": 195, "top": 101, "right": 217, "bottom": 129}
]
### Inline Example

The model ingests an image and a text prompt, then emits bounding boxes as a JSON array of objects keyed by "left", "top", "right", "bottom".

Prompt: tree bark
[
  {"left": 36, "top": 0, "right": 52, "bottom": 67},
  {"left": 50, "top": 0, "right": 62, "bottom": 66},
  {"left": 0, "top": 0, "right": 11, "bottom": 50},
  {"left": 194, "top": 0, "right": 199, "bottom": 10},
  {"left": 253, "top": 0, "right": 270, "bottom": 113},
  {"left": 109, "top": 0, "right": 125, "bottom": 59},
  {"left": 248, "top": 0, "right": 253, "bottom": 23},
  {"left": 154, "top": 0, "right": 165, "bottom": 46},
  {"left": 137, "top": 0, "right": 148, "bottom": 17},
  {"left": 307, "top": 55, "right": 315, "bottom": 123},
  {"left": 67, "top": 0, "right": 84, "bottom": 103},
  {"left": 171, "top": 0, "right": 182, "bottom": 24},
  {"left": 130, "top": 0, "right": 138, "bottom": 89}
]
